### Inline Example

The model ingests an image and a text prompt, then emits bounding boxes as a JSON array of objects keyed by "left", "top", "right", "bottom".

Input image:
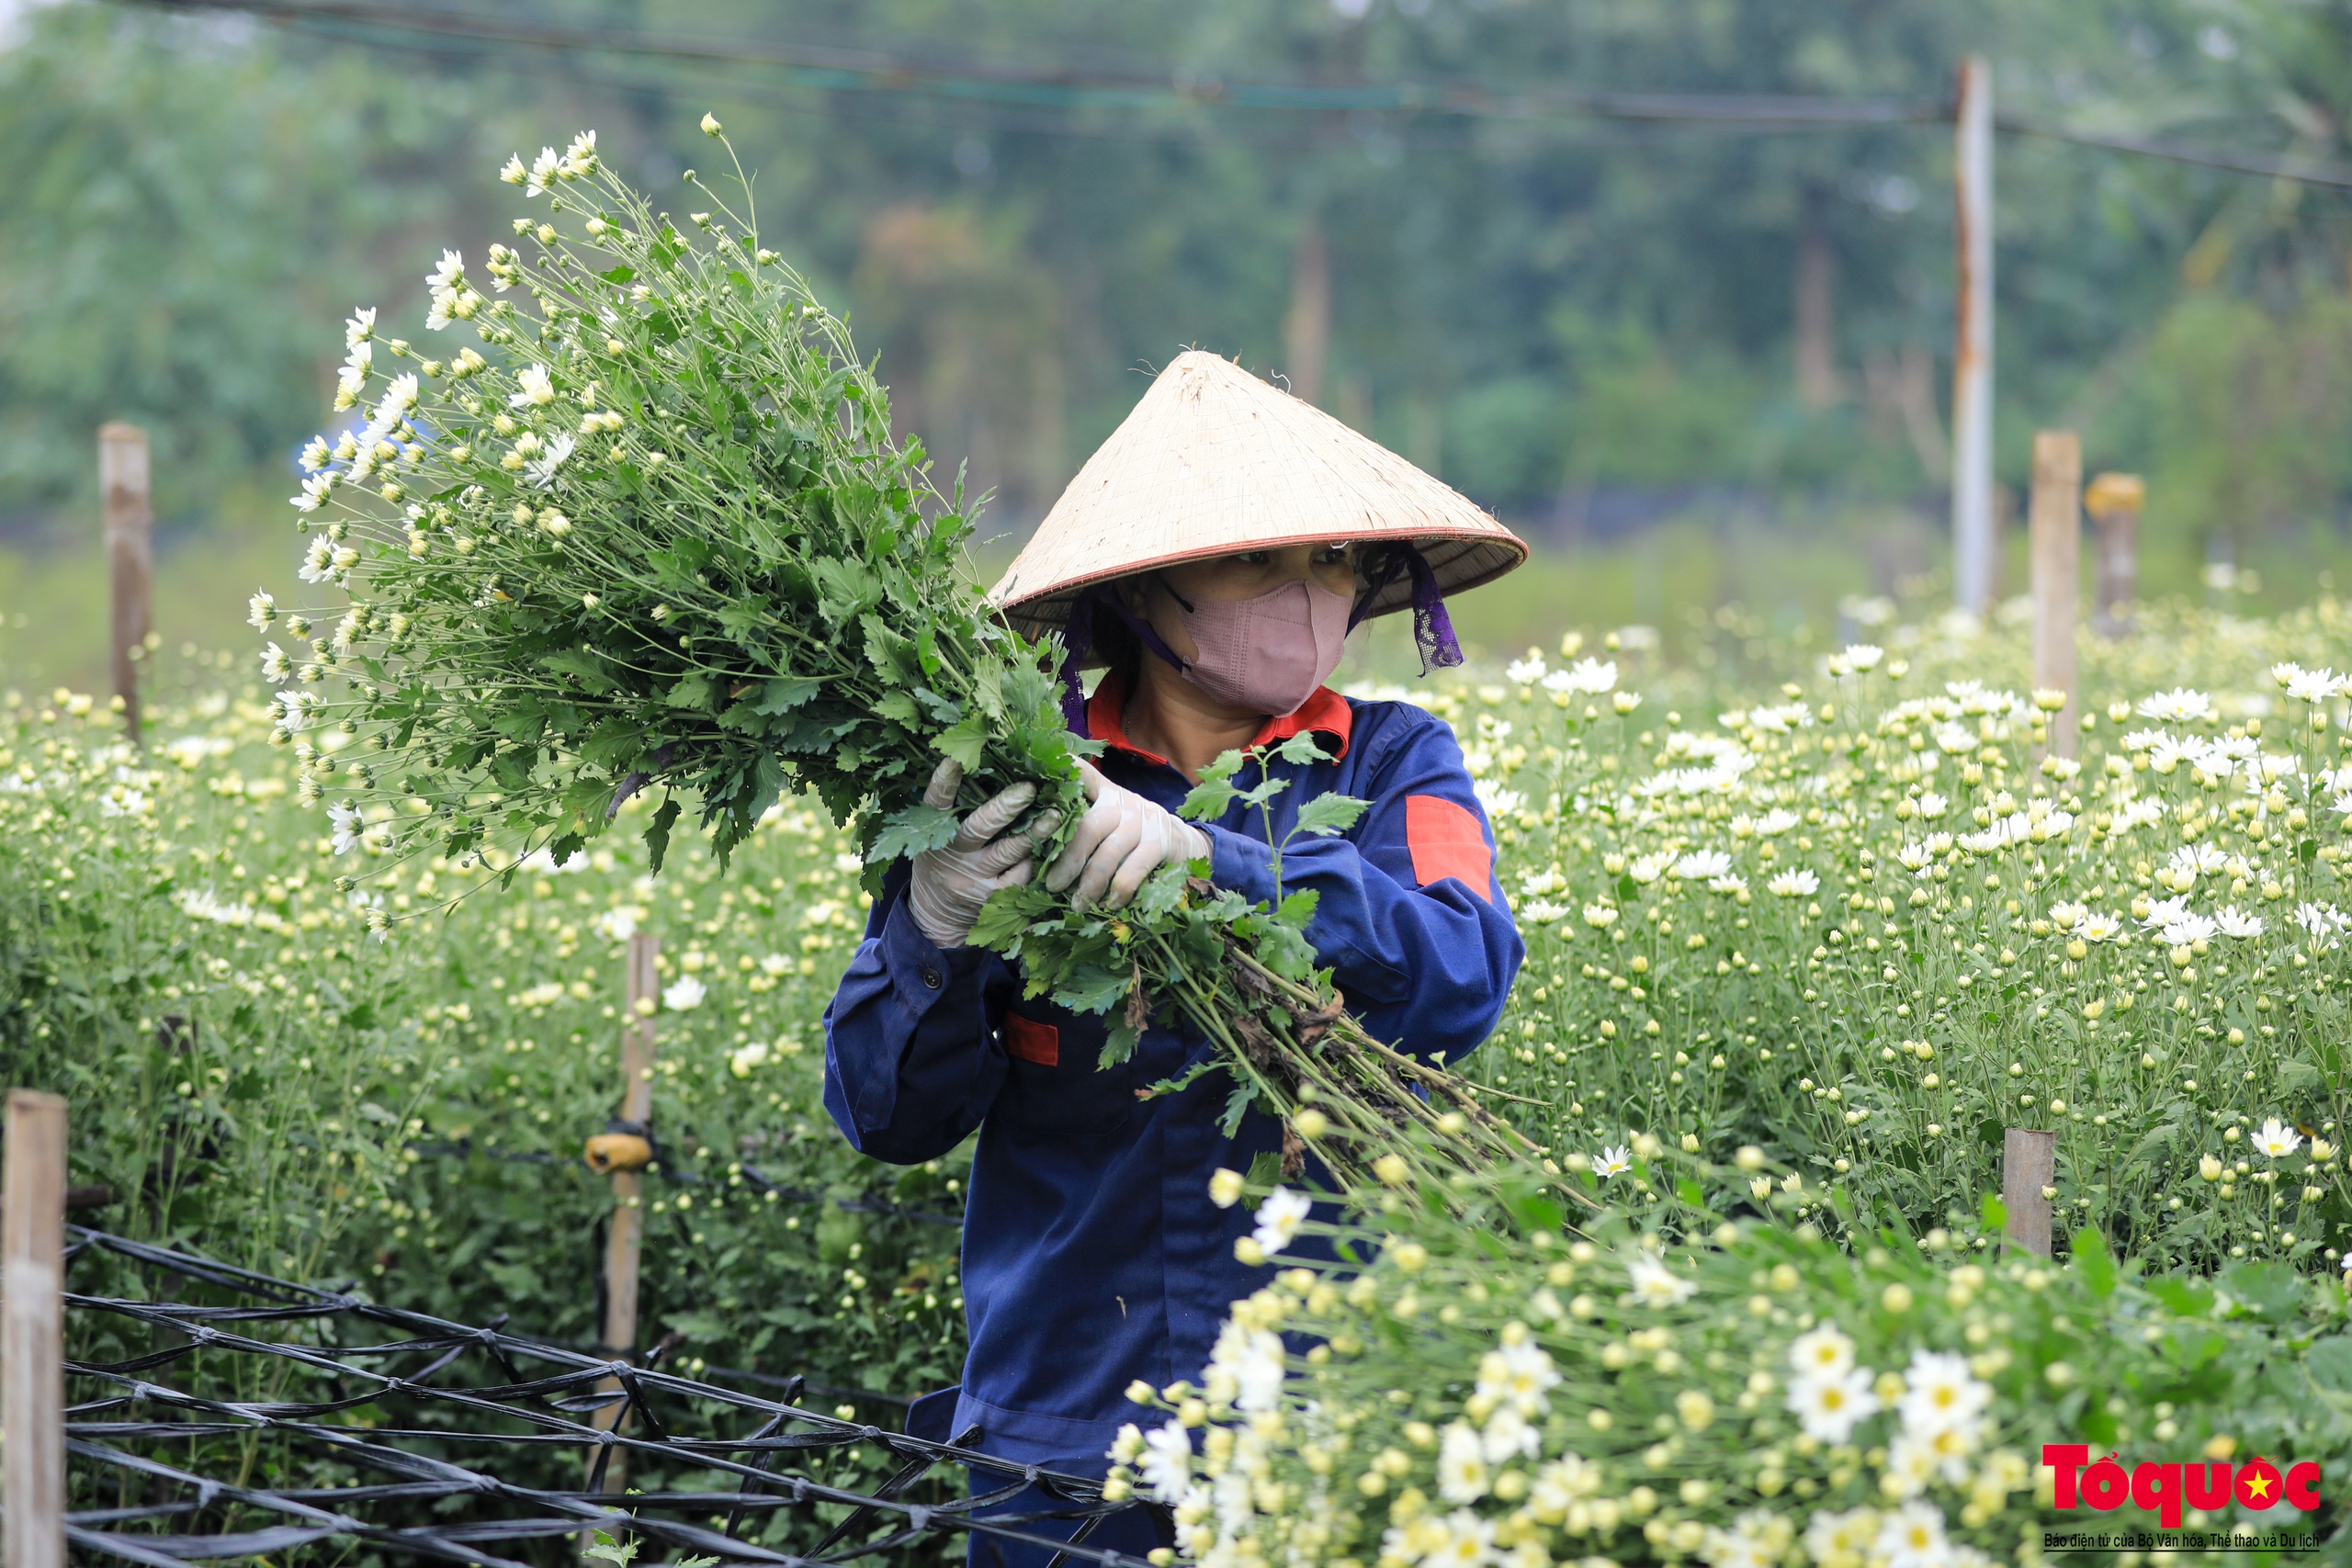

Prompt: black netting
[{"left": 62, "top": 1227, "right": 1163, "bottom": 1568}]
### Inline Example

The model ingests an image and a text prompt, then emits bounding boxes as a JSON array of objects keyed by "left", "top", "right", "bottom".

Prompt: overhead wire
[{"left": 116, "top": 0, "right": 2352, "bottom": 189}]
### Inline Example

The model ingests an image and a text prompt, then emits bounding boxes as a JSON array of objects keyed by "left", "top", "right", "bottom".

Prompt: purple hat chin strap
[
  {"left": 1055, "top": 586, "right": 1193, "bottom": 734},
  {"left": 1351, "top": 544, "right": 1464, "bottom": 675}
]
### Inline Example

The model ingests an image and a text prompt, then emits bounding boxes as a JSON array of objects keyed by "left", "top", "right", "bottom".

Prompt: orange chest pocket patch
[
  {"left": 1004, "top": 1012, "right": 1060, "bottom": 1066},
  {"left": 1404, "top": 794, "right": 1495, "bottom": 904}
]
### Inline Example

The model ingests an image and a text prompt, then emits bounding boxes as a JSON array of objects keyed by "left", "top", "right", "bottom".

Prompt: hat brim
[{"left": 993, "top": 529, "right": 1528, "bottom": 644}]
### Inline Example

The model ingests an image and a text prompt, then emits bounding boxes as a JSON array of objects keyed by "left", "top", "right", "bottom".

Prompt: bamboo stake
[
  {"left": 2030, "top": 430, "right": 2081, "bottom": 759},
  {"left": 1951, "top": 57, "right": 1996, "bottom": 616},
  {"left": 2002, "top": 1127, "right": 2056, "bottom": 1258},
  {"left": 4, "top": 1089, "right": 67, "bottom": 1568},
  {"left": 2086, "top": 472, "right": 2144, "bottom": 637},
  {"left": 98, "top": 424, "right": 153, "bottom": 745},
  {"left": 587, "top": 931, "right": 660, "bottom": 1496}
]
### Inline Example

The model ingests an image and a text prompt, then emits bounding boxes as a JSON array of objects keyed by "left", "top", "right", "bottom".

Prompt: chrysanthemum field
[{"left": 9, "top": 591, "right": 2352, "bottom": 1565}]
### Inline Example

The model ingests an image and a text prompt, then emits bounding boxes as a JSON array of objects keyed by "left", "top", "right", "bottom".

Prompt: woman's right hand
[{"left": 905, "top": 759, "right": 1055, "bottom": 949}]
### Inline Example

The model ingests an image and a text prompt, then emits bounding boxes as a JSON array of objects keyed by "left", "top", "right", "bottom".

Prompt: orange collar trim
[{"left": 1086, "top": 676, "right": 1353, "bottom": 768}]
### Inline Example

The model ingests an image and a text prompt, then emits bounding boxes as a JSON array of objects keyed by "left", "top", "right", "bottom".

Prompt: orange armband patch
[
  {"left": 1403, "top": 794, "right": 1495, "bottom": 904},
  {"left": 1004, "top": 1012, "right": 1060, "bottom": 1066}
]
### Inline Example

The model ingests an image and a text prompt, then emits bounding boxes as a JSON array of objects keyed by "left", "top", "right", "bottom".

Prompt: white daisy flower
[
  {"left": 1873, "top": 1501, "right": 1952, "bottom": 1568},
  {"left": 510, "top": 363, "right": 558, "bottom": 407},
  {"left": 2159, "top": 913, "right": 2218, "bottom": 946},
  {"left": 1788, "top": 1325, "right": 1857, "bottom": 1380},
  {"left": 1627, "top": 1254, "right": 1696, "bottom": 1306},
  {"left": 2215, "top": 906, "right": 2265, "bottom": 938},
  {"left": 662, "top": 975, "right": 707, "bottom": 1010},
  {"left": 1804, "top": 1507, "right": 1879, "bottom": 1568},
  {"left": 526, "top": 432, "right": 577, "bottom": 489},
  {"left": 2253, "top": 1118, "right": 2304, "bottom": 1158},
  {"left": 1543, "top": 657, "right": 1618, "bottom": 695},
  {"left": 1250, "top": 1186, "right": 1312, "bottom": 1255},
  {"left": 1593, "top": 1145, "right": 1632, "bottom": 1179},
  {"left": 2138, "top": 688, "right": 2213, "bottom": 723},
  {"left": 1136, "top": 1417, "right": 1192, "bottom": 1501},
  {"left": 1786, "top": 1365, "right": 1879, "bottom": 1443},
  {"left": 1436, "top": 1422, "right": 1488, "bottom": 1503},
  {"left": 1895, "top": 1348, "right": 1990, "bottom": 1438},
  {"left": 1767, "top": 869, "right": 1819, "bottom": 897},
  {"left": 1475, "top": 1340, "right": 1559, "bottom": 1416},
  {"left": 2285, "top": 666, "right": 2343, "bottom": 703},
  {"left": 1672, "top": 849, "right": 1732, "bottom": 880}
]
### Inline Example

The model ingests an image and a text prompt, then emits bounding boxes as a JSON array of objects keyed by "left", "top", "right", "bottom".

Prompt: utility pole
[{"left": 1951, "top": 57, "right": 1996, "bottom": 617}]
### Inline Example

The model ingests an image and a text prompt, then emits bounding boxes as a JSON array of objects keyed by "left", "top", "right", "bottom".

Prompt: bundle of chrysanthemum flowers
[{"left": 258, "top": 121, "right": 1529, "bottom": 1182}]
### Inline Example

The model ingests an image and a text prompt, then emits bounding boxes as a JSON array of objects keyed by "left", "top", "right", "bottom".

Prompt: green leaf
[
  {"left": 2147, "top": 1277, "right": 2214, "bottom": 1318},
  {"left": 811, "top": 556, "right": 883, "bottom": 623},
  {"left": 643, "top": 796, "right": 682, "bottom": 872},
  {"left": 1246, "top": 1151, "right": 1284, "bottom": 1187},
  {"left": 935, "top": 712, "right": 989, "bottom": 771},
  {"left": 1098, "top": 1021, "right": 1138, "bottom": 1070},
  {"left": 2219, "top": 1258, "right": 2303, "bottom": 1323},
  {"left": 2305, "top": 1336, "right": 2352, "bottom": 1393},
  {"left": 968, "top": 884, "right": 1053, "bottom": 952},
  {"left": 540, "top": 647, "right": 616, "bottom": 694},
  {"left": 1052, "top": 964, "right": 1130, "bottom": 1016},
  {"left": 1272, "top": 731, "right": 1332, "bottom": 766},
  {"left": 583, "top": 1531, "right": 637, "bottom": 1567},
  {"left": 1179, "top": 750, "right": 1247, "bottom": 822},
  {"left": 866, "top": 803, "right": 959, "bottom": 865},
  {"left": 1218, "top": 1078, "right": 1257, "bottom": 1138},
  {"left": 1292, "top": 791, "right": 1370, "bottom": 839},
  {"left": 666, "top": 673, "right": 717, "bottom": 710},
  {"left": 1274, "top": 889, "right": 1321, "bottom": 929},
  {"left": 2070, "top": 1224, "right": 2116, "bottom": 1299},
  {"left": 753, "top": 676, "right": 823, "bottom": 714}
]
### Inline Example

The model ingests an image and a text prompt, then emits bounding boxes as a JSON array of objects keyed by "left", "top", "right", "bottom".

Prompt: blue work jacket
[{"left": 821, "top": 680, "right": 1522, "bottom": 1471}]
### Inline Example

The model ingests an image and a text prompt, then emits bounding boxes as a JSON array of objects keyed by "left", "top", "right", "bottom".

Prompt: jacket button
[{"left": 921, "top": 966, "right": 944, "bottom": 990}]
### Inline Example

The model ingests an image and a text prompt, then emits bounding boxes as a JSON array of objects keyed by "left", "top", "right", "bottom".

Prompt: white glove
[
  {"left": 1043, "top": 760, "right": 1211, "bottom": 909},
  {"left": 906, "top": 759, "right": 1053, "bottom": 950}
]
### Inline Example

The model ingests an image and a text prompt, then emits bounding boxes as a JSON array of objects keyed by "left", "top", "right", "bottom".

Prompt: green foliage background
[{"left": 14, "top": 0, "right": 2352, "bottom": 686}]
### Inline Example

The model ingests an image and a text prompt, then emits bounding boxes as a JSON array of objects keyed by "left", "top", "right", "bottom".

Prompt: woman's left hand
[{"left": 1043, "top": 761, "right": 1211, "bottom": 908}]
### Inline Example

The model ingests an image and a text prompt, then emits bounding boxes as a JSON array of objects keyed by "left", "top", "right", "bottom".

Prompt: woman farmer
[{"left": 821, "top": 352, "right": 1527, "bottom": 1562}]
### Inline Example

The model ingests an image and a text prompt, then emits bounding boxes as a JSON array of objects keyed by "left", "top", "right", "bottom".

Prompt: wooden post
[
  {"left": 2030, "top": 431, "right": 2082, "bottom": 759},
  {"left": 5, "top": 1089, "right": 67, "bottom": 1568},
  {"left": 98, "top": 424, "right": 153, "bottom": 746},
  {"left": 2002, "top": 1127, "right": 2055, "bottom": 1258},
  {"left": 588, "top": 931, "right": 660, "bottom": 1495},
  {"left": 1950, "top": 57, "right": 1996, "bottom": 617},
  {"left": 2086, "top": 472, "right": 2144, "bottom": 636}
]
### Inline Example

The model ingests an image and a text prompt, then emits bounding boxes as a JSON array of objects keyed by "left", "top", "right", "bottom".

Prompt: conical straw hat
[{"left": 988, "top": 350, "right": 1527, "bottom": 639}]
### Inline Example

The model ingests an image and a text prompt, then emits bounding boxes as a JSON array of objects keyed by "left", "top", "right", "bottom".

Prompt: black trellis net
[{"left": 59, "top": 1226, "right": 1166, "bottom": 1568}]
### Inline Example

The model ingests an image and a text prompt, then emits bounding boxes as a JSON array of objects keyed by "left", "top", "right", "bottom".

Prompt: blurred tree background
[{"left": 6, "top": 0, "right": 2352, "bottom": 678}]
